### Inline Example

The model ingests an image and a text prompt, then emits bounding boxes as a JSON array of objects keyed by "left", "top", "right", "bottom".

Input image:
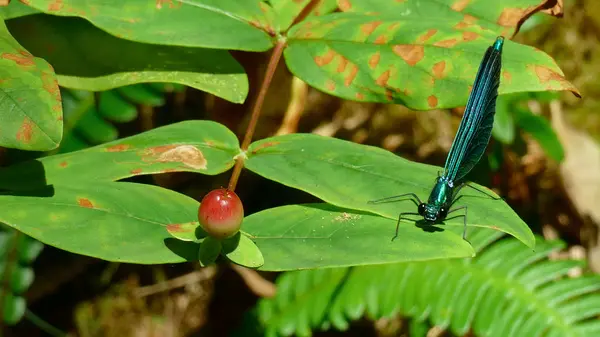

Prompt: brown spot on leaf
[
  {"left": 16, "top": 117, "right": 33, "bottom": 143},
  {"left": 160, "top": 168, "right": 179, "bottom": 173},
  {"left": 451, "top": 0, "right": 471, "bottom": 11},
  {"left": 497, "top": 7, "right": 528, "bottom": 27},
  {"left": 250, "top": 141, "right": 280, "bottom": 154},
  {"left": 385, "top": 89, "right": 393, "bottom": 101},
  {"left": 433, "top": 39, "right": 458, "bottom": 48},
  {"left": 374, "top": 35, "right": 387, "bottom": 44},
  {"left": 78, "top": 198, "right": 94, "bottom": 208},
  {"left": 393, "top": 45, "right": 424, "bottom": 66},
  {"left": 131, "top": 168, "right": 143, "bottom": 174},
  {"left": 326, "top": 80, "right": 336, "bottom": 91},
  {"left": 417, "top": 29, "right": 437, "bottom": 43},
  {"left": 338, "top": 0, "right": 351, "bottom": 11},
  {"left": 1, "top": 52, "right": 34, "bottom": 67},
  {"left": 376, "top": 70, "right": 391, "bottom": 86},
  {"left": 59, "top": 161, "right": 68, "bottom": 168},
  {"left": 48, "top": 0, "right": 63, "bottom": 11},
  {"left": 369, "top": 52, "right": 381, "bottom": 69},
  {"left": 166, "top": 224, "right": 191, "bottom": 233},
  {"left": 337, "top": 57, "right": 348, "bottom": 73},
  {"left": 150, "top": 145, "right": 207, "bottom": 170},
  {"left": 503, "top": 70, "right": 512, "bottom": 82},
  {"left": 315, "top": 49, "right": 336, "bottom": 66},
  {"left": 532, "top": 65, "right": 564, "bottom": 83},
  {"left": 361, "top": 21, "right": 382, "bottom": 36},
  {"left": 464, "top": 14, "right": 478, "bottom": 23},
  {"left": 355, "top": 92, "right": 365, "bottom": 100},
  {"left": 454, "top": 21, "right": 470, "bottom": 29},
  {"left": 427, "top": 95, "right": 438, "bottom": 108},
  {"left": 490, "top": 225, "right": 500, "bottom": 230},
  {"left": 432, "top": 61, "right": 446, "bottom": 79},
  {"left": 106, "top": 144, "right": 130, "bottom": 152},
  {"left": 41, "top": 71, "right": 60, "bottom": 103},
  {"left": 345, "top": 65, "right": 358, "bottom": 86},
  {"left": 462, "top": 31, "right": 479, "bottom": 42}
]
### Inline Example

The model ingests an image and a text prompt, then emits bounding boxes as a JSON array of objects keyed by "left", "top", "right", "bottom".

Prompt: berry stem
[{"left": 228, "top": 40, "right": 286, "bottom": 191}]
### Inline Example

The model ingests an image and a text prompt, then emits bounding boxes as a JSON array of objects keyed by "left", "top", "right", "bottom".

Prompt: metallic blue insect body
[{"left": 370, "top": 36, "right": 504, "bottom": 241}]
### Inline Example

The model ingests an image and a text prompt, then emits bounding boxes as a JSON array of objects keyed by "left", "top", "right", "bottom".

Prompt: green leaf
[
  {"left": 6, "top": 14, "right": 249, "bottom": 103},
  {"left": 284, "top": 11, "right": 578, "bottom": 110},
  {"left": 241, "top": 204, "right": 472, "bottom": 271},
  {"left": 0, "top": 0, "right": 40, "bottom": 19},
  {"left": 222, "top": 232, "right": 265, "bottom": 269},
  {"left": 492, "top": 95, "right": 516, "bottom": 144},
  {"left": 117, "top": 84, "right": 165, "bottom": 107},
  {"left": 166, "top": 203, "right": 471, "bottom": 271},
  {"left": 270, "top": 0, "right": 338, "bottom": 32},
  {"left": 23, "top": 0, "right": 274, "bottom": 51},
  {"left": 0, "top": 121, "right": 240, "bottom": 190},
  {"left": 0, "top": 182, "right": 200, "bottom": 264},
  {"left": 245, "top": 134, "right": 535, "bottom": 248},
  {"left": 0, "top": 20, "right": 62, "bottom": 151},
  {"left": 515, "top": 107, "right": 565, "bottom": 162},
  {"left": 256, "top": 229, "right": 600, "bottom": 337},
  {"left": 198, "top": 236, "right": 221, "bottom": 267}
]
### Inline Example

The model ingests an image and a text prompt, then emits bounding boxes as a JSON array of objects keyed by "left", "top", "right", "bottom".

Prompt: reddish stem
[{"left": 227, "top": 40, "right": 286, "bottom": 191}]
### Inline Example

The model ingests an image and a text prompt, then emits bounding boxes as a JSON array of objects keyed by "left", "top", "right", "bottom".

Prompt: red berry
[{"left": 198, "top": 188, "right": 244, "bottom": 239}]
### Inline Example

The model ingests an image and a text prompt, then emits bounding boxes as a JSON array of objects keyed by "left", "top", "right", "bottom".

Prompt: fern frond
[
  {"left": 256, "top": 228, "right": 600, "bottom": 337},
  {"left": 0, "top": 227, "right": 43, "bottom": 325}
]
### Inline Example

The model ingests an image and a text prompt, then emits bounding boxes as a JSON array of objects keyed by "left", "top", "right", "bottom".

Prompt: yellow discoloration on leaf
[
  {"left": 345, "top": 64, "right": 358, "bottom": 86},
  {"left": 432, "top": 61, "right": 446, "bottom": 79},
  {"left": 315, "top": 49, "right": 336, "bottom": 66},
  {"left": 326, "top": 80, "right": 336, "bottom": 91},
  {"left": 16, "top": 117, "right": 33, "bottom": 143},
  {"left": 144, "top": 145, "right": 208, "bottom": 170},
  {"left": 337, "top": 56, "right": 348, "bottom": 73},
  {"left": 376, "top": 70, "right": 391, "bottom": 87},
  {"left": 369, "top": 52, "right": 381, "bottom": 69},
  {"left": 451, "top": 0, "right": 471, "bottom": 11},
  {"left": 417, "top": 29, "right": 438, "bottom": 44},
  {"left": 433, "top": 39, "right": 458, "bottom": 48},
  {"left": 393, "top": 45, "right": 424, "bottom": 66},
  {"left": 462, "top": 31, "right": 479, "bottom": 42},
  {"left": 360, "top": 20, "right": 383, "bottom": 36}
]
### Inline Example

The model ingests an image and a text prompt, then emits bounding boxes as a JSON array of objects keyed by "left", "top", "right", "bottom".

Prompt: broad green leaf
[
  {"left": 343, "top": 0, "right": 562, "bottom": 36},
  {"left": 515, "top": 107, "right": 564, "bottom": 162},
  {"left": 0, "top": 182, "right": 200, "bottom": 264},
  {"left": 243, "top": 204, "right": 473, "bottom": 271},
  {"left": 0, "top": 20, "right": 62, "bottom": 151},
  {"left": 198, "top": 236, "right": 222, "bottom": 267},
  {"left": 7, "top": 14, "right": 248, "bottom": 103},
  {"left": 245, "top": 134, "right": 535, "bottom": 248},
  {"left": 0, "top": 0, "right": 40, "bottom": 19},
  {"left": 167, "top": 204, "right": 474, "bottom": 271},
  {"left": 222, "top": 232, "right": 265, "bottom": 268},
  {"left": 284, "top": 11, "right": 578, "bottom": 110},
  {"left": 23, "top": 0, "right": 274, "bottom": 51},
  {"left": 492, "top": 95, "right": 516, "bottom": 144},
  {"left": 270, "top": 0, "right": 338, "bottom": 31},
  {"left": 0, "top": 121, "right": 240, "bottom": 190}
]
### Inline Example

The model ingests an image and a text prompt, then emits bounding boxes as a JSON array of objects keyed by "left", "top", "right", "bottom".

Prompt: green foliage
[
  {"left": 0, "top": 0, "right": 579, "bottom": 270},
  {"left": 254, "top": 228, "right": 600, "bottom": 337},
  {"left": 492, "top": 92, "right": 565, "bottom": 162},
  {"left": 0, "top": 228, "right": 44, "bottom": 325},
  {"left": 245, "top": 134, "right": 534, "bottom": 248},
  {"left": 6, "top": 14, "right": 248, "bottom": 103},
  {"left": 0, "top": 19, "right": 62, "bottom": 151},
  {"left": 59, "top": 83, "right": 185, "bottom": 153}
]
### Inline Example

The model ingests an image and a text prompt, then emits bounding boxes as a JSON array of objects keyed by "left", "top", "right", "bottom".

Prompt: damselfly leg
[{"left": 368, "top": 193, "right": 422, "bottom": 207}]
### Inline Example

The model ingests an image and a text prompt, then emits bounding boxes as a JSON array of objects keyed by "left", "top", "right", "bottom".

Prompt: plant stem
[{"left": 227, "top": 40, "right": 286, "bottom": 191}]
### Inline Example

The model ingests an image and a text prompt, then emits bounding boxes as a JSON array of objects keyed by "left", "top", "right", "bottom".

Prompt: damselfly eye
[
  {"left": 418, "top": 203, "right": 426, "bottom": 215},
  {"left": 439, "top": 207, "right": 448, "bottom": 218}
]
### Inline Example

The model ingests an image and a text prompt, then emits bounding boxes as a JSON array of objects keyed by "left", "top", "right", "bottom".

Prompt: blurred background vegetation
[{"left": 2, "top": 0, "right": 600, "bottom": 336}]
